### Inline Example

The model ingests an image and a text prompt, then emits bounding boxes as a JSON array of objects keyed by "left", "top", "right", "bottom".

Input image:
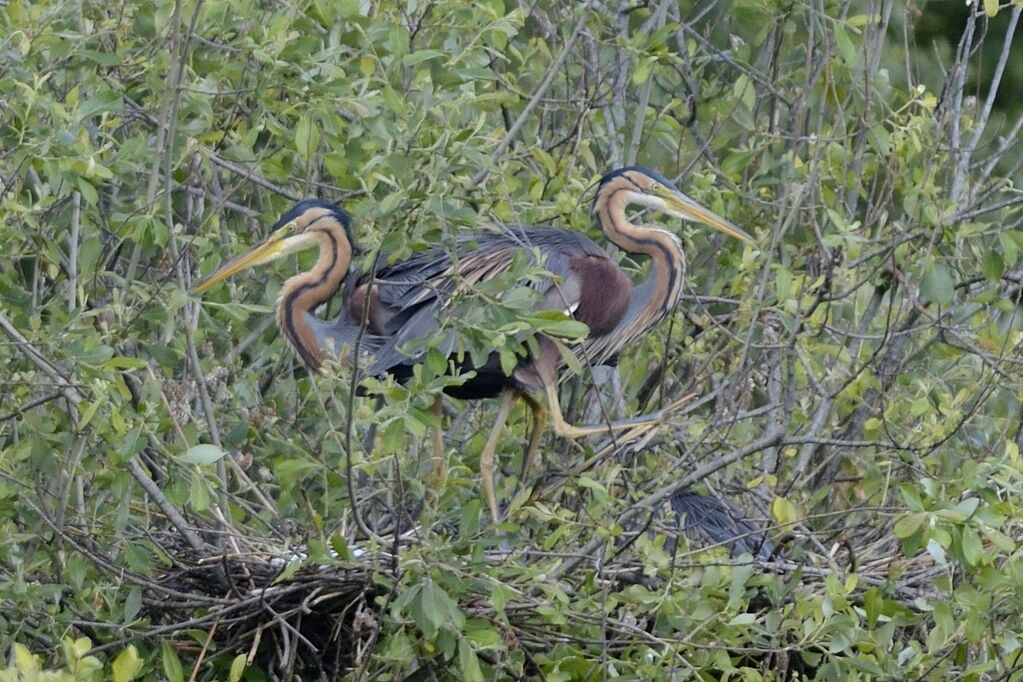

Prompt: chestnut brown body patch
[
  {"left": 567, "top": 255, "right": 630, "bottom": 337},
  {"left": 346, "top": 283, "right": 388, "bottom": 335}
]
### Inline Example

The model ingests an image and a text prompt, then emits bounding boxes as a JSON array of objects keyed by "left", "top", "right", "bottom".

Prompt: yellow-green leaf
[
  {"left": 13, "top": 644, "right": 39, "bottom": 674},
  {"left": 228, "top": 654, "right": 247, "bottom": 682},
  {"left": 112, "top": 646, "right": 143, "bottom": 682},
  {"left": 771, "top": 496, "right": 799, "bottom": 525}
]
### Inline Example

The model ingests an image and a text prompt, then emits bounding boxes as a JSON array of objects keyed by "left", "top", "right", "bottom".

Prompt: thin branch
[{"left": 471, "top": 0, "right": 596, "bottom": 185}]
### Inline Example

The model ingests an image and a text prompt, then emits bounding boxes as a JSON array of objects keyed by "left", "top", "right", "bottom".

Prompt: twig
[
  {"left": 954, "top": 6, "right": 1021, "bottom": 208},
  {"left": 67, "top": 191, "right": 80, "bottom": 314},
  {"left": 470, "top": 0, "right": 596, "bottom": 185},
  {"left": 206, "top": 152, "right": 303, "bottom": 201}
]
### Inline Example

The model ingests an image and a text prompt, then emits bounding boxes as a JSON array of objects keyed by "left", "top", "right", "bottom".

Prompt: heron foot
[{"left": 548, "top": 393, "right": 695, "bottom": 439}]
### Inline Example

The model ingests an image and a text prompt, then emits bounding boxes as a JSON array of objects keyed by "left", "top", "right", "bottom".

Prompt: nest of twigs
[
  {"left": 147, "top": 538, "right": 387, "bottom": 680},
  {"left": 131, "top": 489, "right": 947, "bottom": 681}
]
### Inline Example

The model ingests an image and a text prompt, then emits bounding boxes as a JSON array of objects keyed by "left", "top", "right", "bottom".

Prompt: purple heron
[{"left": 193, "top": 166, "right": 753, "bottom": 522}]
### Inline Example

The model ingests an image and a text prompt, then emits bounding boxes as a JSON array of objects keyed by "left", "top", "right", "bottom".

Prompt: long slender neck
[
  {"left": 595, "top": 183, "right": 687, "bottom": 338},
  {"left": 277, "top": 219, "right": 352, "bottom": 370}
]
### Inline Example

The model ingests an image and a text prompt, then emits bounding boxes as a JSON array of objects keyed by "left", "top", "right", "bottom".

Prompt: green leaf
[
  {"left": 728, "top": 613, "right": 756, "bottom": 626},
  {"left": 161, "top": 642, "right": 184, "bottom": 682},
  {"left": 13, "top": 644, "right": 39, "bottom": 674},
  {"left": 273, "top": 558, "right": 303, "bottom": 584},
  {"left": 1001, "top": 230, "right": 1020, "bottom": 266},
  {"left": 416, "top": 579, "right": 464, "bottom": 638},
  {"left": 960, "top": 527, "right": 985, "bottom": 566},
  {"left": 79, "top": 88, "right": 123, "bottom": 119},
  {"left": 103, "top": 356, "right": 150, "bottom": 371},
  {"left": 926, "top": 538, "right": 947, "bottom": 566},
  {"left": 533, "top": 317, "right": 590, "bottom": 339},
  {"left": 228, "top": 654, "right": 247, "bottom": 682},
  {"left": 330, "top": 532, "right": 352, "bottom": 561},
  {"left": 458, "top": 637, "right": 485, "bottom": 682},
  {"left": 490, "top": 582, "right": 514, "bottom": 615},
  {"left": 189, "top": 476, "right": 210, "bottom": 512},
  {"left": 179, "top": 443, "right": 227, "bottom": 465},
  {"left": 123, "top": 586, "right": 142, "bottom": 622},
  {"left": 403, "top": 50, "right": 445, "bottom": 66},
  {"left": 921, "top": 262, "right": 954, "bottom": 305},
  {"left": 982, "top": 249, "right": 1004, "bottom": 281},
  {"left": 78, "top": 397, "right": 103, "bottom": 430},
  {"left": 112, "top": 646, "right": 143, "bottom": 682},
  {"left": 893, "top": 512, "right": 926, "bottom": 539},
  {"left": 833, "top": 25, "right": 858, "bottom": 65},
  {"left": 984, "top": 0, "right": 999, "bottom": 16},
  {"left": 863, "top": 587, "right": 883, "bottom": 627},
  {"left": 295, "top": 114, "right": 320, "bottom": 159},
  {"left": 631, "top": 57, "right": 652, "bottom": 86}
]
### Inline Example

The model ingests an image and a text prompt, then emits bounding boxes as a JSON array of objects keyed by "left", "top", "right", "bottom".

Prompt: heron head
[
  {"left": 192, "top": 199, "right": 352, "bottom": 294},
  {"left": 598, "top": 166, "right": 753, "bottom": 243}
]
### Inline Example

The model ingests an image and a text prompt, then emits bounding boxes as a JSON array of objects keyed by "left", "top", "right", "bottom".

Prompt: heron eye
[
  {"left": 287, "top": 221, "right": 298, "bottom": 233},
  {"left": 650, "top": 182, "right": 661, "bottom": 192}
]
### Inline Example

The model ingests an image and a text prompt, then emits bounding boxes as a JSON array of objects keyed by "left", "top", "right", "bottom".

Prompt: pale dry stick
[
  {"left": 0, "top": 310, "right": 208, "bottom": 553},
  {"left": 80, "top": 582, "right": 320, "bottom": 658},
  {"left": 177, "top": 177, "right": 260, "bottom": 217},
  {"left": 945, "top": 8, "right": 979, "bottom": 206},
  {"left": 52, "top": 188, "right": 88, "bottom": 526},
  {"left": 604, "top": 0, "right": 632, "bottom": 165},
  {"left": 469, "top": 0, "right": 596, "bottom": 186},
  {"left": 187, "top": 614, "right": 222, "bottom": 682},
  {"left": 625, "top": 0, "right": 671, "bottom": 166},
  {"left": 976, "top": 109, "right": 1023, "bottom": 191},
  {"left": 207, "top": 152, "right": 304, "bottom": 201},
  {"left": 67, "top": 191, "right": 80, "bottom": 314},
  {"left": 125, "top": 0, "right": 186, "bottom": 286},
  {"left": 841, "top": 0, "right": 893, "bottom": 215},
  {"left": 792, "top": 343, "right": 838, "bottom": 474},
  {"left": 953, "top": 5, "right": 1020, "bottom": 208},
  {"left": 759, "top": 328, "right": 784, "bottom": 498}
]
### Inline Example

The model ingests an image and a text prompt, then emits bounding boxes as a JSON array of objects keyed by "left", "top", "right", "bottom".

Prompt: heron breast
[
  {"left": 567, "top": 255, "right": 630, "bottom": 337},
  {"left": 346, "top": 283, "right": 390, "bottom": 335}
]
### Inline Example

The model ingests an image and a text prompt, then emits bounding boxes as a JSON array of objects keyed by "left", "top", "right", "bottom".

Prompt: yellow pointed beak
[
  {"left": 663, "top": 192, "right": 754, "bottom": 243},
  {"left": 191, "top": 237, "right": 288, "bottom": 294}
]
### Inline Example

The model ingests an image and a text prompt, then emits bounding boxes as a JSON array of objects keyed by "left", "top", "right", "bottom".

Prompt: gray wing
[{"left": 364, "top": 226, "right": 611, "bottom": 374}]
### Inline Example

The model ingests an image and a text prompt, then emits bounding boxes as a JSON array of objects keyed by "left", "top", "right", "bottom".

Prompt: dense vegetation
[{"left": 2, "top": 0, "right": 1023, "bottom": 679}]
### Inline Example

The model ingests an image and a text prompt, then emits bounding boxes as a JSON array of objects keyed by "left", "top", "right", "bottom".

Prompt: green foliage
[{"left": 2, "top": 0, "right": 1023, "bottom": 679}]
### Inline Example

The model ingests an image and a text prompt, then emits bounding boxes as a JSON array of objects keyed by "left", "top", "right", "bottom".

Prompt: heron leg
[
  {"left": 428, "top": 395, "right": 446, "bottom": 491},
  {"left": 479, "top": 387, "right": 517, "bottom": 523},
  {"left": 520, "top": 392, "right": 547, "bottom": 478},
  {"left": 543, "top": 379, "right": 694, "bottom": 438}
]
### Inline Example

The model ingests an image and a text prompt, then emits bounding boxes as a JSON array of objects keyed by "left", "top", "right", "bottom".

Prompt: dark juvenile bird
[
  {"left": 192, "top": 167, "right": 753, "bottom": 522},
  {"left": 670, "top": 488, "right": 775, "bottom": 561}
]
